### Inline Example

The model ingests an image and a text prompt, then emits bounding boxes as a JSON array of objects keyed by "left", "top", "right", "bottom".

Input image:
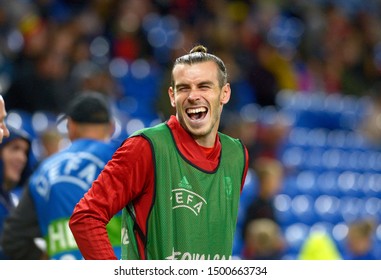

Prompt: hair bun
[{"left": 190, "top": 45, "right": 208, "bottom": 54}]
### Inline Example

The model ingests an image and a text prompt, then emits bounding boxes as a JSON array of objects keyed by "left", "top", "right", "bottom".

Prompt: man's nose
[{"left": 187, "top": 89, "right": 201, "bottom": 101}]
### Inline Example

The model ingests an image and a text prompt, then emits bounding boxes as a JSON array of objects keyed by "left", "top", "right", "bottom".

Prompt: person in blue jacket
[
  {"left": 0, "top": 126, "right": 32, "bottom": 259},
  {"left": 1, "top": 91, "right": 122, "bottom": 259}
]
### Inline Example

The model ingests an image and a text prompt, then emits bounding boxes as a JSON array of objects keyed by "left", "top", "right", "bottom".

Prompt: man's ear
[
  {"left": 109, "top": 121, "right": 116, "bottom": 137},
  {"left": 66, "top": 118, "right": 77, "bottom": 140},
  {"left": 221, "top": 83, "right": 231, "bottom": 105},
  {"left": 168, "top": 87, "right": 176, "bottom": 108}
]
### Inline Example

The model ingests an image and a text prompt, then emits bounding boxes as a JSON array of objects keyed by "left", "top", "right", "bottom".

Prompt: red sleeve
[{"left": 69, "top": 136, "right": 154, "bottom": 260}]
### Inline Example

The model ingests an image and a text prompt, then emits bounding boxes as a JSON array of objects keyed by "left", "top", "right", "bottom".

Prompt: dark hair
[
  {"left": 171, "top": 45, "right": 228, "bottom": 88},
  {"left": 60, "top": 91, "right": 111, "bottom": 124}
]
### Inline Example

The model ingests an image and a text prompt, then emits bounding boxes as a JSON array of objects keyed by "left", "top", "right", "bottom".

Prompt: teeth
[{"left": 187, "top": 107, "right": 206, "bottom": 114}]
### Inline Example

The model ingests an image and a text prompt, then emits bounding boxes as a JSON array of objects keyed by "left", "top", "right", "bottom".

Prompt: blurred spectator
[
  {"left": 110, "top": 0, "right": 154, "bottom": 62},
  {"left": 248, "top": 39, "right": 298, "bottom": 107},
  {"left": 1, "top": 92, "right": 122, "bottom": 260},
  {"left": 4, "top": 17, "right": 76, "bottom": 114},
  {"left": 39, "top": 127, "right": 63, "bottom": 159},
  {"left": 4, "top": 50, "right": 70, "bottom": 114},
  {"left": 357, "top": 82, "right": 381, "bottom": 147},
  {"left": 254, "top": 113, "right": 290, "bottom": 161},
  {"left": 243, "top": 218, "right": 285, "bottom": 260},
  {"left": 221, "top": 113, "right": 258, "bottom": 161},
  {"left": 241, "top": 157, "right": 284, "bottom": 257},
  {"left": 0, "top": 126, "right": 32, "bottom": 259},
  {"left": 221, "top": 109, "right": 289, "bottom": 167},
  {"left": 69, "top": 60, "right": 122, "bottom": 102},
  {"left": 342, "top": 218, "right": 377, "bottom": 260},
  {"left": 247, "top": 42, "right": 279, "bottom": 107},
  {"left": 298, "top": 231, "right": 342, "bottom": 260}
]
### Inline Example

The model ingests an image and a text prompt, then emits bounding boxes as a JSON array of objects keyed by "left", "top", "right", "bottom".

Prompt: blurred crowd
[
  {"left": 1, "top": 1, "right": 381, "bottom": 107},
  {"left": 1, "top": 0, "right": 381, "bottom": 260},
  {"left": 1, "top": 0, "right": 381, "bottom": 157}
]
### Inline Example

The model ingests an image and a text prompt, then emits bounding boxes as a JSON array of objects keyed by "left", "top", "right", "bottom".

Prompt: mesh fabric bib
[{"left": 122, "top": 123, "right": 245, "bottom": 260}]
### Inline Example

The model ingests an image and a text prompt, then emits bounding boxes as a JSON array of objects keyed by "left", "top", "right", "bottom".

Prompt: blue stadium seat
[
  {"left": 314, "top": 195, "right": 342, "bottom": 224},
  {"left": 31, "top": 111, "right": 57, "bottom": 135},
  {"left": 283, "top": 222, "right": 310, "bottom": 256},
  {"left": 337, "top": 171, "right": 363, "bottom": 197},
  {"left": 291, "top": 194, "right": 318, "bottom": 225},
  {"left": 274, "top": 194, "right": 294, "bottom": 226},
  {"left": 295, "top": 170, "right": 320, "bottom": 198},
  {"left": 6, "top": 109, "right": 35, "bottom": 139},
  {"left": 340, "top": 196, "right": 364, "bottom": 223},
  {"left": 361, "top": 197, "right": 381, "bottom": 221},
  {"left": 316, "top": 171, "right": 341, "bottom": 197},
  {"left": 331, "top": 222, "right": 348, "bottom": 253},
  {"left": 281, "top": 146, "right": 305, "bottom": 170},
  {"left": 281, "top": 174, "right": 299, "bottom": 197},
  {"left": 271, "top": 91, "right": 381, "bottom": 259}
]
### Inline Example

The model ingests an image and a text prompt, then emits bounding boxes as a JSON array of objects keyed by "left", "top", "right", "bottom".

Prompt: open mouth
[{"left": 186, "top": 107, "right": 208, "bottom": 121}]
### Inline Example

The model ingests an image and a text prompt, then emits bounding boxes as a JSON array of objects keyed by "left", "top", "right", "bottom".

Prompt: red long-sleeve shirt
[{"left": 69, "top": 116, "right": 249, "bottom": 259}]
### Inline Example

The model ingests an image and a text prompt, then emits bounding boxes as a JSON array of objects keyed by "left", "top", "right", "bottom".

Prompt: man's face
[
  {"left": 0, "top": 97, "right": 10, "bottom": 143},
  {"left": 2, "top": 138, "right": 29, "bottom": 190},
  {"left": 168, "top": 61, "right": 231, "bottom": 147}
]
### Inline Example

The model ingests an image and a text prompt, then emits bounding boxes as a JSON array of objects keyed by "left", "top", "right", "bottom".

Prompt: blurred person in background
[
  {"left": 220, "top": 109, "right": 289, "bottom": 168},
  {"left": 0, "top": 126, "right": 32, "bottom": 259},
  {"left": 38, "top": 127, "right": 63, "bottom": 160},
  {"left": 298, "top": 230, "right": 342, "bottom": 260},
  {"left": 243, "top": 218, "right": 285, "bottom": 260},
  {"left": 4, "top": 39, "right": 73, "bottom": 114},
  {"left": 241, "top": 156, "right": 283, "bottom": 258},
  {"left": 358, "top": 82, "right": 381, "bottom": 148},
  {"left": 1, "top": 91, "right": 122, "bottom": 259},
  {"left": 253, "top": 113, "right": 290, "bottom": 161},
  {"left": 342, "top": 218, "right": 377, "bottom": 260}
]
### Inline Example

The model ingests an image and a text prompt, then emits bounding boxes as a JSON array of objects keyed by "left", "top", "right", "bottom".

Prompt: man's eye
[{"left": 200, "top": 84, "right": 212, "bottom": 89}]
